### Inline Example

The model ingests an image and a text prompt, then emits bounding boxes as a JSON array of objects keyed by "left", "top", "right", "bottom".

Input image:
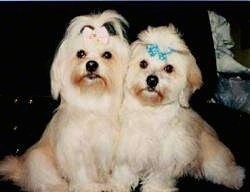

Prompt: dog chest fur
[
  {"left": 47, "top": 107, "right": 118, "bottom": 182},
  {"left": 118, "top": 101, "right": 200, "bottom": 177}
]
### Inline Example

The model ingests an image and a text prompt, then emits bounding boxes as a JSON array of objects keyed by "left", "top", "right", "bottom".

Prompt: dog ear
[
  {"left": 130, "top": 40, "right": 140, "bottom": 52},
  {"left": 103, "top": 21, "right": 117, "bottom": 36},
  {"left": 179, "top": 54, "right": 203, "bottom": 108},
  {"left": 50, "top": 40, "right": 66, "bottom": 100},
  {"left": 101, "top": 10, "right": 129, "bottom": 40}
]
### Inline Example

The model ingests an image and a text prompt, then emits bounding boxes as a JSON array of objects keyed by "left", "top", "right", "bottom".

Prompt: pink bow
[{"left": 82, "top": 26, "right": 110, "bottom": 44}]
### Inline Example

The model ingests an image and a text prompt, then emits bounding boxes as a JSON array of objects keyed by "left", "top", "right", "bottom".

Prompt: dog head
[
  {"left": 126, "top": 25, "right": 202, "bottom": 107},
  {"left": 50, "top": 10, "right": 130, "bottom": 109}
]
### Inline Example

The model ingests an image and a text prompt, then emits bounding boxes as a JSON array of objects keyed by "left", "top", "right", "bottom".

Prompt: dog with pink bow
[{"left": 0, "top": 10, "right": 130, "bottom": 192}]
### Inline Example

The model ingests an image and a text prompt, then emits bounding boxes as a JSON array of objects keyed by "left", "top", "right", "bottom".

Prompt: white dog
[
  {"left": 111, "top": 25, "right": 245, "bottom": 192},
  {"left": 0, "top": 10, "right": 130, "bottom": 192}
]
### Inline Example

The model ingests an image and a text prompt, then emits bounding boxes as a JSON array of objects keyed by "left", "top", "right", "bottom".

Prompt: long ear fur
[
  {"left": 179, "top": 54, "right": 203, "bottom": 107},
  {"left": 50, "top": 40, "right": 67, "bottom": 99},
  {"left": 101, "top": 10, "right": 129, "bottom": 40},
  {"left": 130, "top": 40, "right": 144, "bottom": 57}
]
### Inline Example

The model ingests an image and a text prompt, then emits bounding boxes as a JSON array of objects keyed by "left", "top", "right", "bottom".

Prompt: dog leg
[
  {"left": 10, "top": 147, "right": 67, "bottom": 192},
  {"left": 69, "top": 183, "right": 110, "bottom": 192},
  {"left": 68, "top": 166, "right": 110, "bottom": 192},
  {"left": 110, "top": 165, "right": 139, "bottom": 192},
  {"left": 141, "top": 173, "right": 177, "bottom": 192},
  {"left": 23, "top": 148, "right": 68, "bottom": 192},
  {"left": 0, "top": 148, "right": 68, "bottom": 192},
  {"left": 200, "top": 131, "right": 245, "bottom": 189}
]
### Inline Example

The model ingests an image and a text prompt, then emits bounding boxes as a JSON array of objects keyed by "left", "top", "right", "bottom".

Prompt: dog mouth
[
  {"left": 72, "top": 71, "right": 109, "bottom": 90},
  {"left": 84, "top": 73, "right": 101, "bottom": 80},
  {"left": 83, "top": 72, "right": 108, "bottom": 87},
  {"left": 146, "top": 86, "right": 156, "bottom": 92},
  {"left": 136, "top": 87, "right": 163, "bottom": 98},
  {"left": 145, "top": 86, "right": 162, "bottom": 96},
  {"left": 132, "top": 86, "right": 164, "bottom": 105}
]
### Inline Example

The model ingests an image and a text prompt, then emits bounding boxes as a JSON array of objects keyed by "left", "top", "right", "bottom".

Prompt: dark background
[{"left": 0, "top": 1, "right": 249, "bottom": 192}]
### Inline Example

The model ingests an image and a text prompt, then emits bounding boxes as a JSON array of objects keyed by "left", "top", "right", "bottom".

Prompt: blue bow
[{"left": 146, "top": 44, "right": 173, "bottom": 62}]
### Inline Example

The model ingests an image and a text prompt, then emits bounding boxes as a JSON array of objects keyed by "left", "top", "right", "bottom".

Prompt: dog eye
[
  {"left": 164, "top": 64, "right": 174, "bottom": 73},
  {"left": 76, "top": 49, "right": 86, "bottom": 58},
  {"left": 139, "top": 60, "right": 148, "bottom": 69},
  {"left": 102, "top": 51, "right": 112, "bottom": 59}
]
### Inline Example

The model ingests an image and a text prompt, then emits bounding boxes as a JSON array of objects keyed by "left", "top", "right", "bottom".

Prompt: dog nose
[
  {"left": 86, "top": 60, "right": 99, "bottom": 73},
  {"left": 146, "top": 74, "right": 159, "bottom": 88}
]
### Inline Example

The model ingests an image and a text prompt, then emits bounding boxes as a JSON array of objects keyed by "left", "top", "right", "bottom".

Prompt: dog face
[
  {"left": 126, "top": 25, "right": 202, "bottom": 107},
  {"left": 50, "top": 10, "right": 130, "bottom": 108}
]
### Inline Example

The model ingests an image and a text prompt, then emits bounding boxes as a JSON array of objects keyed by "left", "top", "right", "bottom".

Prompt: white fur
[
  {"left": 111, "top": 25, "right": 245, "bottom": 192},
  {"left": 0, "top": 10, "right": 130, "bottom": 192}
]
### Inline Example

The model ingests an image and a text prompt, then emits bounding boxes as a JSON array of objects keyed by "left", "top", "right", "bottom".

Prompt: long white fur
[
  {"left": 111, "top": 25, "right": 245, "bottom": 192},
  {"left": 0, "top": 10, "right": 130, "bottom": 192}
]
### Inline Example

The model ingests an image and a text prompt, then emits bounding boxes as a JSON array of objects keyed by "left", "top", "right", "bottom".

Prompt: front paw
[
  {"left": 222, "top": 166, "right": 245, "bottom": 189},
  {"left": 142, "top": 185, "right": 178, "bottom": 192},
  {"left": 78, "top": 183, "right": 111, "bottom": 192},
  {"left": 99, "top": 184, "right": 113, "bottom": 192},
  {"left": 110, "top": 183, "right": 131, "bottom": 192}
]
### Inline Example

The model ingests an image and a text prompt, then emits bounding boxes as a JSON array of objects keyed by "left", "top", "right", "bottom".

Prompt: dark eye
[
  {"left": 139, "top": 60, "right": 148, "bottom": 69},
  {"left": 76, "top": 49, "right": 86, "bottom": 58},
  {"left": 102, "top": 51, "right": 112, "bottom": 59},
  {"left": 164, "top": 64, "right": 174, "bottom": 73}
]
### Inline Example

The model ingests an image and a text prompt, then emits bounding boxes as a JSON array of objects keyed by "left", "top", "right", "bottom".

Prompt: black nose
[
  {"left": 146, "top": 74, "right": 159, "bottom": 88},
  {"left": 86, "top": 60, "right": 98, "bottom": 73}
]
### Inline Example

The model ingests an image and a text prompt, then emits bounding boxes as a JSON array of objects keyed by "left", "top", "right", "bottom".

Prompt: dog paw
[
  {"left": 109, "top": 184, "right": 131, "bottom": 192},
  {"left": 225, "top": 166, "right": 245, "bottom": 189},
  {"left": 99, "top": 184, "right": 113, "bottom": 192},
  {"left": 142, "top": 185, "right": 178, "bottom": 192},
  {"left": 77, "top": 183, "right": 111, "bottom": 192}
]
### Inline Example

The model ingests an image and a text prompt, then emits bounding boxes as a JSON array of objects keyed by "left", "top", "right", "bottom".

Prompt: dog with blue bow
[{"left": 110, "top": 24, "right": 245, "bottom": 192}]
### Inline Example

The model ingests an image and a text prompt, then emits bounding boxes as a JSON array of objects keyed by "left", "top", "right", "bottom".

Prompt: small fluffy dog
[
  {"left": 111, "top": 25, "right": 245, "bottom": 192},
  {"left": 0, "top": 10, "right": 129, "bottom": 192}
]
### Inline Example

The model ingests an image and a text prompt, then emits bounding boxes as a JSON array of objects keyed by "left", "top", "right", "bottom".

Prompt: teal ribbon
[{"left": 146, "top": 44, "right": 173, "bottom": 62}]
